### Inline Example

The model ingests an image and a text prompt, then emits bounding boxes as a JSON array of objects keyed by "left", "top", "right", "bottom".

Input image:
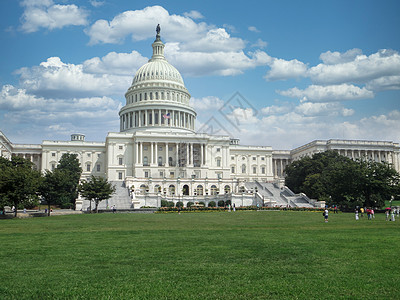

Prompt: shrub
[
  {"left": 161, "top": 200, "right": 168, "bottom": 207},
  {"left": 217, "top": 200, "right": 225, "bottom": 207},
  {"left": 176, "top": 201, "right": 183, "bottom": 208},
  {"left": 208, "top": 201, "right": 216, "bottom": 207},
  {"left": 186, "top": 201, "right": 194, "bottom": 208}
]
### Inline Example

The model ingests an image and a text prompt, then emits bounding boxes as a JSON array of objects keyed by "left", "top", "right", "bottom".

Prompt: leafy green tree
[
  {"left": 79, "top": 176, "right": 115, "bottom": 213},
  {"left": 39, "top": 169, "right": 71, "bottom": 216},
  {"left": 0, "top": 156, "right": 41, "bottom": 217},
  {"left": 56, "top": 154, "right": 82, "bottom": 208},
  {"left": 285, "top": 150, "right": 400, "bottom": 209}
]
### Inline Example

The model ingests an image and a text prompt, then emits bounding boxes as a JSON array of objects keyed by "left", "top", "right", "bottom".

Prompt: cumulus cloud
[
  {"left": 0, "top": 84, "right": 120, "bottom": 142},
  {"left": 248, "top": 26, "right": 260, "bottom": 32},
  {"left": 183, "top": 10, "right": 204, "bottom": 19},
  {"left": 278, "top": 84, "right": 374, "bottom": 102},
  {"left": 83, "top": 51, "right": 148, "bottom": 75},
  {"left": 264, "top": 58, "right": 308, "bottom": 81},
  {"left": 365, "top": 75, "right": 400, "bottom": 91},
  {"left": 20, "top": 0, "right": 88, "bottom": 33},
  {"left": 16, "top": 57, "right": 131, "bottom": 98},
  {"left": 190, "top": 96, "right": 224, "bottom": 111},
  {"left": 319, "top": 48, "right": 363, "bottom": 65},
  {"left": 166, "top": 46, "right": 271, "bottom": 76},
  {"left": 85, "top": 6, "right": 209, "bottom": 44},
  {"left": 309, "top": 49, "right": 400, "bottom": 86},
  {"left": 295, "top": 102, "right": 354, "bottom": 117},
  {"left": 251, "top": 38, "right": 267, "bottom": 49},
  {"left": 90, "top": 0, "right": 105, "bottom": 7}
]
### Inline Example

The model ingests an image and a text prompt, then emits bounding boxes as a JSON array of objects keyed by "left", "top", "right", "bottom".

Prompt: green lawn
[{"left": 0, "top": 211, "right": 399, "bottom": 299}]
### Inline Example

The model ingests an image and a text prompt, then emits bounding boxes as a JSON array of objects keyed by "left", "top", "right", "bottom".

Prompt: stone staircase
[
  {"left": 81, "top": 181, "right": 133, "bottom": 211},
  {"left": 249, "top": 181, "right": 315, "bottom": 208}
]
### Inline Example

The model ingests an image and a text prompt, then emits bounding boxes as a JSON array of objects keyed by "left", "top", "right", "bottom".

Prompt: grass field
[{"left": 0, "top": 211, "right": 399, "bottom": 299}]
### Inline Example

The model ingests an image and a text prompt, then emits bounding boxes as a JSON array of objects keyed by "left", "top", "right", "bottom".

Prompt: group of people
[
  {"left": 385, "top": 207, "right": 399, "bottom": 221},
  {"left": 355, "top": 207, "right": 375, "bottom": 220}
]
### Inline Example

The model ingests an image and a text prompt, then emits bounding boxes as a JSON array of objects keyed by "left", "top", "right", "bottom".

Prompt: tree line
[
  {"left": 0, "top": 153, "right": 115, "bottom": 217},
  {"left": 285, "top": 150, "right": 400, "bottom": 209}
]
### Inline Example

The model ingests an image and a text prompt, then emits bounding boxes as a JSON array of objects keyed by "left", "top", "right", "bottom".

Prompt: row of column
[
  {"left": 337, "top": 149, "right": 394, "bottom": 163},
  {"left": 121, "top": 109, "right": 195, "bottom": 131},
  {"left": 273, "top": 158, "right": 290, "bottom": 177},
  {"left": 134, "top": 141, "right": 208, "bottom": 167}
]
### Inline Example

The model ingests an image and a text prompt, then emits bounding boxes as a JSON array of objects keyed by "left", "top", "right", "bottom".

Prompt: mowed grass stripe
[{"left": 0, "top": 211, "right": 398, "bottom": 299}]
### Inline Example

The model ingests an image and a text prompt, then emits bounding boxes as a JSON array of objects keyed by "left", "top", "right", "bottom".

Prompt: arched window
[
  {"left": 169, "top": 184, "right": 175, "bottom": 196},
  {"left": 143, "top": 156, "right": 149, "bottom": 166},
  {"left": 196, "top": 185, "right": 203, "bottom": 196},
  {"left": 224, "top": 185, "right": 231, "bottom": 194},
  {"left": 158, "top": 156, "right": 163, "bottom": 166},
  {"left": 210, "top": 185, "right": 218, "bottom": 195},
  {"left": 140, "top": 184, "right": 149, "bottom": 194}
]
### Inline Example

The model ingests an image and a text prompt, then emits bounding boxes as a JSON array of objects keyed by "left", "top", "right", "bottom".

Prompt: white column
[
  {"left": 190, "top": 143, "right": 193, "bottom": 166},
  {"left": 205, "top": 144, "right": 208, "bottom": 166},
  {"left": 139, "top": 142, "right": 143, "bottom": 164},
  {"left": 150, "top": 142, "right": 154, "bottom": 165},
  {"left": 152, "top": 109, "right": 154, "bottom": 126},
  {"left": 135, "top": 142, "right": 138, "bottom": 165},
  {"left": 186, "top": 143, "right": 189, "bottom": 166},
  {"left": 165, "top": 142, "right": 169, "bottom": 167},
  {"left": 280, "top": 159, "right": 283, "bottom": 177},
  {"left": 138, "top": 110, "right": 141, "bottom": 127},
  {"left": 176, "top": 143, "right": 179, "bottom": 167}
]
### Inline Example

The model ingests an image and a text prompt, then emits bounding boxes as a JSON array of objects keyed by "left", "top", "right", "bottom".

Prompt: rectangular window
[
  {"left": 119, "top": 146, "right": 123, "bottom": 150},
  {"left": 253, "top": 166, "right": 256, "bottom": 174},
  {"left": 216, "top": 148, "right": 221, "bottom": 152},
  {"left": 169, "top": 147, "right": 172, "bottom": 151},
  {"left": 118, "top": 172, "right": 123, "bottom": 180},
  {"left": 52, "top": 153, "right": 56, "bottom": 157},
  {"left": 96, "top": 164, "right": 101, "bottom": 172},
  {"left": 143, "top": 146, "right": 148, "bottom": 151},
  {"left": 170, "top": 172, "right": 174, "bottom": 178},
  {"left": 231, "top": 156, "right": 235, "bottom": 160},
  {"left": 87, "top": 164, "right": 91, "bottom": 172},
  {"left": 159, "top": 146, "right": 163, "bottom": 151},
  {"left": 51, "top": 163, "right": 56, "bottom": 171},
  {"left": 159, "top": 171, "right": 164, "bottom": 178},
  {"left": 217, "top": 159, "right": 221, "bottom": 167},
  {"left": 261, "top": 157, "right": 265, "bottom": 161},
  {"left": 87, "top": 153, "right": 91, "bottom": 157},
  {"left": 144, "top": 171, "right": 149, "bottom": 178},
  {"left": 231, "top": 166, "right": 235, "bottom": 173},
  {"left": 253, "top": 157, "right": 256, "bottom": 160},
  {"left": 97, "top": 153, "right": 101, "bottom": 158},
  {"left": 261, "top": 167, "right": 265, "bottom": 174},
  {"left": 118, "top": 157, "right": 123, "bottom": 165}
]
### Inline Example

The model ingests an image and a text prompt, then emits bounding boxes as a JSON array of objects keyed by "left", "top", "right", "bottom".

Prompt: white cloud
[
  {"left": 83, "top": 51, "right": 148, "bottom": 75},
  {"left": 16, "top": 57, "right": 131, "bottom": 98},
  {"left": 0, "top": 84, "right": 120, "bottom": 142},
  {"left": 190, "top": 96, "right": 224, "bottom": 111},
  {"left": 261, "top": 104, "right": 293, "bottom": 115},
  {"left": 165, "top": 46, "right": 271, "bottom": 76},
  {"left": 319, "top": 48, "right": 363, "bottom": 65},
  {"left": 365, "top": 75, "right": 400, "bottom": 91},
  {"left": 295, "top": 102, "right": 354, "bottom": 117},
  {"left": 309, "top": 49, "right": 400, "bottom": 86},
  {"left": 183, "top": 10, "right": 204, "bottom": 19},
  {"left": 20, "top": 0, "right": 88, "bottom": 33},
  {"left": 278, "top": 84, "right": 374, "bottom": 102},
  {"left": 248, "top": 26, "right": 260, "bottom": 32},
  {"left": 226, "top": 107, "right": 259, "bottom": 125},
  {"left": 264, "top": 58, "right": 308, "bottom": 81},
  {"left": 251, "top": 38, "right": 267, "bottom": 49},
  {"left": 90, "top": 0, "right": 105, "bottom": 7},
  {"left": 85, "top": 6, "right": 209, "bottom": 44}
]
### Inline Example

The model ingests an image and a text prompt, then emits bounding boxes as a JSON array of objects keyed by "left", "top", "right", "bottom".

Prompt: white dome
[{"left": 133, "top": 59, "right": 184, "bottom": 86}]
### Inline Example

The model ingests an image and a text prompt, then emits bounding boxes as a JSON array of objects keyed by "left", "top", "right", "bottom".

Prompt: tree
[
  {"left": 0, "top": 156, "right": 41, "bottom": 217},
  {"left": 79, "top": 176, "right": 115, "bottom": 213},
  {"left": 285, "top": 150, "right": 400, "bottom": 209},
  {"left": 56, "top": 154, "right": 82, "bottom": 208},
  {"left": 39, "top": 169, "right": 71, "bottom": 216}
]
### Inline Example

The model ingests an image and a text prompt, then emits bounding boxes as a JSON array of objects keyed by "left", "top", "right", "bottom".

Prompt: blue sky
[{"left": 0, "top": 0, "right": 399, "bottom": 149}]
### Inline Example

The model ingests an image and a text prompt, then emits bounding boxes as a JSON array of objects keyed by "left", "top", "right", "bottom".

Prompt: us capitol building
[{"left": 1, "top": 27, "right": 399, "bottom": 210}]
